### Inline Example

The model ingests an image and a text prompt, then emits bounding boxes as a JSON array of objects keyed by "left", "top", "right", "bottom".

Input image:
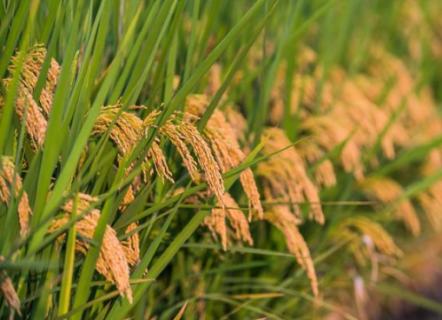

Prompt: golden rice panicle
[
  {"left": 9, "top": 44, "right": 46, "bottom": 91},
  {"left": 208, "top": 112, "right": 263, "bottom": 220},
  {"left": 159, "top": 121, "right": 199, "bottom": 180},
  {"left": 178, "top": 120, "right": 225, "bottom": 205},
  {"left": 93, "top": 106, "right": 173, "bottom": 183},
  {"left": 48, "top": 210, "right": 133, "bottom": 303},
  {"left": 0, "top": 257, "right": 21, "bottom": 320},
  {"left": 62, "top": 192, "right": 99, "bottom": 213},
  {"left": 149, "top": 141, "right": 174, "bottom": 183},
  {"left": 203, "top": 193, "right": 253, "bottom": 250},
  {"left": 203, "top": 199, "right": 227, "bottom": 250},
  {"left": 417, "top": 191, "right": 442, "bottom": 231},
  {"left": 334, "top": 72, "right": 409, "bottom": 160},
  {"left": 340, "top": 217, "right": 402, "bottom": 258},
  {"left": 9, "top": 44, "right": 60, "bottom": 116},
  {"left": 259, "top": 128, "right": 324, "bottom": 224},
  {"left": 265, "top": 210, "right": 318, "bottom": 297},
  {"left": 159, "top": 114, "right": 225, "bottom": 206},
  {"left": 122, "top": 222, "right": 141, "bottom": 267},
  {"left": 184, "top": 95, "right": 263, "bottom": 219},
  {"left": 93, "top": 105, "right": 144, "bottom": 156},
  {"left": 39, "top": 57, "right": 61, "bottom": 116},
  {"left": 0, "top": 157, "right": 32, "bottom": 236},
  {"left": 302, "top": 116, "right": 364, "bottom": 180},
  {"left": 298, "top": 142, "right": 336, "bottom": 188},
  {"left": 223, "top": 105, "right": 249, "bottom": 144},
  {"left": 360, "top": 177, "right": 420, "bottom": 236},
  {"left": 1, "top": 80, "right": 47, "bottom": 149},
  {"left": 369, "top": 48, "right": 433, "bottom": 126}
]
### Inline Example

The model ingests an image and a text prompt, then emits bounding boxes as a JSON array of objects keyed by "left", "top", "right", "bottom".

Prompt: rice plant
[{"left": 1, "top": 0, "right": 442, "bottom": 319}]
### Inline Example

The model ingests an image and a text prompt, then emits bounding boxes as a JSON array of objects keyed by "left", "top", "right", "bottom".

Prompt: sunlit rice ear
[
  {"left": 203, "top": 192, "right": 253, "bottom": 251},
  {"left": 265, "top": 209, "right": 318, "bottom": 297},
  {"left": 259, "top": 128, "right": 324, "bottom": 224},
  {"left": 185, "top": 95, "right": 263, "bottom": 220},
  {"left": 159, "top": 114, "right": 226, "bottom": 207},
  {"left": 50, "top": 194, "right": 133, "bottom": 303},
  {"left": 0, "top": 157, "right": 32, "bottom": 236},
  {"left": 360, "top": 177, "right": 420, "bottom": 236},
  {"left": 0, "top": 256, "right": 21, "bottom": 320}
]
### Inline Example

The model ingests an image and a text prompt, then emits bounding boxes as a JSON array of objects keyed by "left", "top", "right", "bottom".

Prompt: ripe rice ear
[
  {"left": 265, "top": 209, "right": 318, "bottom": 297},
  {"left": 203, "top": 192, "right": 253, "bottom": 250},
  {"left": 185, "top": 95, "right": 263, "bottom": 220},
  {"left": 0, "top": 157, "right": 32, "bottom": 235},
  {"left": 51, "top": 194, "right": 133, "bottom": 303},
  {"left": 360, "top": 178, "right": 420, "bottom": 236},
  {"left": 0, "top": 257, "right": 21, "bottom": 320},
  {"left": 259, "top": 128, "right": 324, "bottom": 224}
]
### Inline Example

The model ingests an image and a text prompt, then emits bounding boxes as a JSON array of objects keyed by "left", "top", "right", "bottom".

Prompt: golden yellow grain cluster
[
  {"left": 360, "top": 178, "right": 420, "bottom": 236},
  {"left": 49, "top": 193, "right": 134, "bottom": 303},
  {"left": 0, "top": 45, "right": 60, "bottom": 149},
  {"left": 0, "top": 256, "right": 21, "bottom": 320},
  {"left": 0, "top": 157, "right": 31, "bottom": 236},
  {"left": 202, "top": 192, "right": 253, "bottom": 250}
]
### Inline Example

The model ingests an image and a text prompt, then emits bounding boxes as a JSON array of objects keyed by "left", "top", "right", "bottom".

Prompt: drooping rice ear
[
  {"left": 0, "top": 157, "right": 32, "bottom": 236},
  {"left": 203, "top": 193, "right": 253, "bottom": 251},
  {"left": 0, "top": 257, "right": 21, "bottom": 320},
  {"left": 338, "top": 216, "right": 402, "bottom": 258},
  {"left": 259, "top": 128, "right": 324, "bottom": 224},
  {"left": 93, "top": 104, "right": 145, "bottom": 156},
  {"left": 360, "top": 178, "right": 420, "bottom": 236},
  {"left": 302, "top": 116, "right": 364, "bottom": 180},
  {"left": 298, "top": 142, "right": 337, "bottom": 188},
  {"left": 160, "top": 116, "right": 226, "bottom": 207},
  {"left": 49, "top": 210, "right": 133, "bottom": 304},
  {"left": 39, "top": 58, "right": 61, "bottom": 116},
  {"left": 1, "top": 80, "right": 47, "bottom": 149},
  {"left": 184, "top": 95, "right": 263, "bottom": 220},
  {"left": 149, "top": 141, "right": 174, "bottom": 183},
  {"left": 94, "top": 106, "right": 174, "bottom": 184},
  {"left": 416, "top": 191, "right": 442, "bottom": 231},
  {"left": 265, "top": 209, "right": 318, "bottom": 297},
  {"left": 8, "top": 44, "right": 60, "bottom": 116},
  {"left": 205, "top": 122, "right": 263, "bottom": 220},
  {"left": 122, "top": 222, "right": 140, "bottom": 267}
]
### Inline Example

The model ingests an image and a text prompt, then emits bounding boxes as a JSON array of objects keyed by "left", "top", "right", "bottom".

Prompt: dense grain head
[
  {"left": 360, "top": 177, "right": 420, "bottom": 236},
  {"left": 259, "top": 128, "right": 324, "bottom": 224},
  {"left": 265, "top": 209, "right": 318, "bottom": 297},
  {"left": 339, "top": 216, "right": 402, "bottom": 258},
  {"left": 149, "top": 140, "right": 174, "bottom": 183},
  {"left": 203, "top": 192, "right": 253, "bottom": 250},
  {"left": 8, "top": 44, "right": 60, "bottom": 117},
  {"left": 1, "top": 80, "right": 48, "bottom": 149},
  {"left": 0, "top": 257, "right": 21, "bottom": 320},
  {"left": 302, "top": 116, "right": 364, "bottom": 180},
  {"left": 0, "top": 157, "right": 32, "bottom": 236},
  {"left": 159, "top": 113, "right": 226, "bottom": 206},
  {"left": 185, "top": 95, "right": 263, "bottom": 219},
  {"left": 416, "top": 192, "right": 442, "bottom": 231},
  {"left": 94, "top": 105, "right": 145, "bottom": 156},
  {"left": 122, "top": 222, "right": 141, "bottom": 267},
  {"left": 94, "top": 105, "right": 174, "bottom": 184},
  {"left": 298, "top": 142, "right": 337, "bottom": 187},
  {"left": 51, "top": 194, "right": 133, "bottom": 303}
]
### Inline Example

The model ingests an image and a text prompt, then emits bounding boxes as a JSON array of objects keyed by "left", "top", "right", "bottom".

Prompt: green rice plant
[{"left": 1, "top": 0, "right": 442, "bottom": 319}]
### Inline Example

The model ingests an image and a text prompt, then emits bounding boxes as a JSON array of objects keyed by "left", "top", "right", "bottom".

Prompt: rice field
[{"left": 1, "top": 0, "right": 442, "bottom": 319}]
